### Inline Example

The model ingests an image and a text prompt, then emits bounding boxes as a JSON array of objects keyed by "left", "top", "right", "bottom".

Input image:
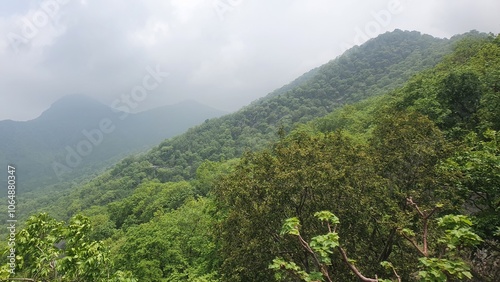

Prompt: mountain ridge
[
  {"left": 139, "top": 29, "right": 461, "bottom": 180},
  {"left": 33, "top": 29, "right": 472, "bottom": 213},
  {"left": 3, "top": 29, "right": 481, "bottom": 197},
  {"left": 0, "top": 95, "right": 226, "bottom": 192}
]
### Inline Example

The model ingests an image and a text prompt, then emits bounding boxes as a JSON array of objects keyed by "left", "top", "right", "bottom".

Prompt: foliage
[
  {"left": 401, "top": 211, "right": 482, "bottom": 281},
  {"left": 417, "top": 258, "right": 471, "bottom": 282},
  {"left": 270, "top": 212, "right": 341, "bottom": 282},
  {"left": 113, "top": 198, "right": 219, "bottom": 281},
  {"left": 442, "top": 130, "right": 500, "bottom": 237},
  {"left": 108, "top": 180, "right": 195, "bottom": 229},
  {"left": 269, "top": 257, "right": 322, "bottom": 282},
  {"left": 272, "top": 212, "right": 482, "bottom": 282},
  {"left": 15, "top": 213, "right": 63, "bottom": 280},
  {"left": 215, "top": 130, "right": 391, "bottom": 281},
  {"left": 5, "top": 213, "right": 136, "bottom": 281}
]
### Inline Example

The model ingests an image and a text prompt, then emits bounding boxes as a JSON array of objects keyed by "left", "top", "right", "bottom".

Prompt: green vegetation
[
  {"left": 2, "top": 30, "right": 500, "bottom": 281},
  {"left": 0, "top": 213, "right": 136, "bottom": 281},
  {"left": 270, "top": 210, "right": 482, "bottom": 281}
]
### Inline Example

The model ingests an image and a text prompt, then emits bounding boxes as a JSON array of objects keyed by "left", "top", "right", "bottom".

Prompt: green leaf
[
  {"left": 310, "top": 232, "right": 339, "bottom": 264},
  {"left": 314, "top": 211, "right": 340, "bottom": 225},
  {"left": 400, "top": 228, "right": 416, "bottom": 237},
  {"left": 380, "top": 261, "right": 393, "bottom": 269},
  {"left": 281, "top": 217, "right": 301, "bottom": 236}
]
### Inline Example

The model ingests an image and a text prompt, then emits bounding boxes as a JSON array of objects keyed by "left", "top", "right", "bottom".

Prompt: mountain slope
[
  {"left": 36, "top": 29, "right": 469, "bottom": 216},
  {"left": 0, "top": 95, "right": 225, "bottom": 192},
  {"left": 213, "top": 31, "right": 500, "bottom": 282},
  {"left": 142, "top": 29, "right": 457, "bottom": 180}
]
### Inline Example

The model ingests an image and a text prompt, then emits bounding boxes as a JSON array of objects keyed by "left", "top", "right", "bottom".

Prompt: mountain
[
  {"left": 2, "top": 30, "right": 458, "bottom": 194},
  {"left": 2, "top": 30, "right": 499, "bottom": 282},
  {"left": 31, "top": 29, "right": 467, "bottom": 214},
  {"left": 139, "top": 29, "right": 459, "bottom": 180},
  {"left": 0, "top": 95, "right": 225, "bottom": 192},
  {"left": 213, "top": 31, "right": 500, "bottom": 281}
]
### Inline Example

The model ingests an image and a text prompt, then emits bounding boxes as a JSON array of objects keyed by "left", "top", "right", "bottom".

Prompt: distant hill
[{"left": 0, "top": 95, "right": 225, "bottom": 192}]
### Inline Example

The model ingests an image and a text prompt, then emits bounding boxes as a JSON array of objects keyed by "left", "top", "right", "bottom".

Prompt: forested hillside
[
  {"left": 2, "top": 30, "right": 499, "bottom": 281},
  {"left": 0, "top": 95, "right": 225, "bottom": 194},
  {"left": 11, "top": 30, "right": 459, "bottom": 222},
  {"left": 215, "top": 32, "right": 499, "bottom": 281}
]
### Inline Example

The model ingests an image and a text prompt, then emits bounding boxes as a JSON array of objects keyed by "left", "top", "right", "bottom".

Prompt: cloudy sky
[{"left": 0, "top": 0, "right": 499, "bottom": 121}]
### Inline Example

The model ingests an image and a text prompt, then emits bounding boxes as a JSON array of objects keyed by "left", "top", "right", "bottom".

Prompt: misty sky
[{"left": 0, "top": 0, "right": 499, "bottom": 121}]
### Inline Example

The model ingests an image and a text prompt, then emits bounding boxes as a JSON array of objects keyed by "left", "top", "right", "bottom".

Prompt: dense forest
[{"left": 1, "top": 30, "right": 499, "bottom": 281}]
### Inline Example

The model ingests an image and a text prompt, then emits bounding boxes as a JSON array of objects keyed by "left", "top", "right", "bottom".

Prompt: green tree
[
  {"left": 114, "top": 198, "right": 219, "bottom": 282},
  {"left": 442, "top": 130, "right": 500, "bottom": 237},
  {"left": 437, "top": 71, "right": 482, "bottom": 132},
  {"left": 369, "top": 110, "right": 457, "bottom": 209},
  {"left": 8, "top": 213, "right": 135, "bottom": 281},
  {"left": 15, "top": 213, "right": 63, "bottom": 281},
  {"left": 272, "top": 209, "right": 481, "bottom": 282},
  {"left": 215, "top": 130, "right": 391, "bottom": 281}
]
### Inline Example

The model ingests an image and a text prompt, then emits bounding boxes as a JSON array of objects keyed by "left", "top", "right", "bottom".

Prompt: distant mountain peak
[
  {"left": 49, "top": 94, "right": 103, "bottom": 108},
  {"left": 37, "top": 94, "right": 110, "bottom": 121}
]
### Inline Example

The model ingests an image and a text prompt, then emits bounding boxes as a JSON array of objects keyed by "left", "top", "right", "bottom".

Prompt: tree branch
[
  {"left": 407, "top": 197, "right": 424, "bottom": 217},
  {"left": 391, "top": 266, "right": 402, "bottom": 282},
  {"left": 423, "top": 219, "right": 429, "bottom": 256},
  {"left": 378, "top": 228, "right": 396, "bottom": 262},
  {"left": 400, "top": 231, "right": 427, "bottom": 257},
  {"left": 337, "top": 247, "right": 378, "bottom": 282},
  {"left": 406, "top": 197, "right": 441, "bottom": 257},
  {"left": 297, "top": 234, "right": 333, "bottom": 282}
]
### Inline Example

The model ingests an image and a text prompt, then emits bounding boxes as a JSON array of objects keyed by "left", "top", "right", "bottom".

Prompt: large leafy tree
[
  {"left": 215, "top": 110, "right": 463, "bottom": 281},
  {"left": 369, "top": 110, "right": 456, "bottom": 208},
  {"left": 215, "top": 129, "right": 392, "bottom": 281}
]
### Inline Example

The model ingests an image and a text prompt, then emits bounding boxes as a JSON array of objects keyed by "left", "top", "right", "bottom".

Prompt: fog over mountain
[
  {"left": 0, "top": 0, "right": 499, "bottom": 121},
  {"left": 0, "top": 94, "right": 225, "bottom": 192}
]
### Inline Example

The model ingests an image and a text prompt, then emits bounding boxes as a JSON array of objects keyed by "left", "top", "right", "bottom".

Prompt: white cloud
[
  {"left": 170, "top": 0, "right": 208, "bottom": 23},
  {"left": 0, "top": 0, "right": 499, "bottom": 121},
  {"left": 190, "top": 38, "right": 248, "bottom": 87},
  {"left": 130, "top": 18, "right": 170, "bottom": 47}
]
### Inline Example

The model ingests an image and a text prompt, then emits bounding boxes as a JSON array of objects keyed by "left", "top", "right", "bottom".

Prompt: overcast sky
[{"left": 0, "top": 0, "right": 499, "bottom": 121}]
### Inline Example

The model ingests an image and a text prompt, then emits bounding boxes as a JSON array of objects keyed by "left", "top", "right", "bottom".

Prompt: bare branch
[
  {"left": 338, "top": 247, "right": 378, "bottom": 282},
  {"left": 406, "top": 197, "right": 442, "bottom": 257},
  {"left": 407, "top": 197, "right": 424, "bottom": 217},
  {"left": 391, "top": 265, "right": 402, "bottom": 282},
  {"left": 400, "top": 231, "right": 427, "bottom": 257},
  {"left": 425, "top": 206, "right": 440, "bottom": 220}
]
